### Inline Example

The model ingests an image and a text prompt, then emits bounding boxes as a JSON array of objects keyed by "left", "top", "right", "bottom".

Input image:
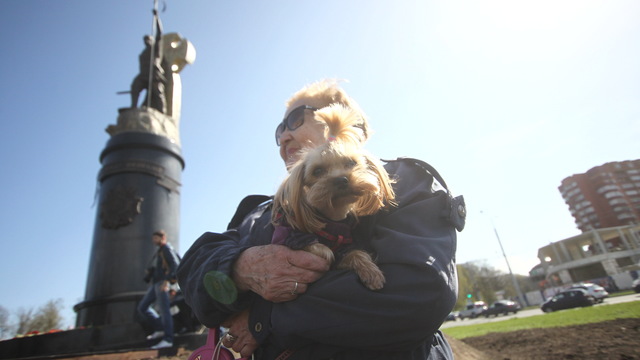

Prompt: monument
[
  {"left": 0, "top": 5, "right": 205, "bottom": 358},
  {"left": 75, "top": 7, "right": 195, "bottom": 329},
  {"left": 0, "top": 5, "right": 201, "bottom": 359}
]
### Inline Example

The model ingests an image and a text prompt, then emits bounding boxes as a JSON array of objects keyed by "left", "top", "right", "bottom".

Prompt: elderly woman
[{"left": 177, "top": 79, "right": 465, "bottom": 360}]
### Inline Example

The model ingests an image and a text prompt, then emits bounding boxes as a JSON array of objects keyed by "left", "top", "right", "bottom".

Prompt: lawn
[{"left": 443, "top": 300, "right": 640, "bottom": 339}]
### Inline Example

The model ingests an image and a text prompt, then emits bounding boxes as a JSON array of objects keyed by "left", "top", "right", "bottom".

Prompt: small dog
[{"left": 272, "top": 104, "right": 395, "bottom": 290}]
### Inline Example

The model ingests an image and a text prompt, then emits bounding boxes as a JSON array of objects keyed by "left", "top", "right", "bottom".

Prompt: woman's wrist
[{"left": 231, "top": 247, "right": 256, "bottom": 293}]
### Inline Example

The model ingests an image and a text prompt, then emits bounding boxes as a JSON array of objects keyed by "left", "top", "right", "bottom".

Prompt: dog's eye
[
  {"left": 345, "top": 158, "right": 357, "bottom": 169},
  {"left": 312, "top": 167, "right": 326, "bottom": 177}
]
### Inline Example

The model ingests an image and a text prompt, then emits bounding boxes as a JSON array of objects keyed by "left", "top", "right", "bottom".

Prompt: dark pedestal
[
  {"left": 0, "top": 324, "right": 206, "bottom": 359},
  {"left": 76, "top": 131, "right": 184, "bottom": 328}
]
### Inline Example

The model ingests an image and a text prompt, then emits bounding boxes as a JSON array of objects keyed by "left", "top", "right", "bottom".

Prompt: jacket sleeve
[
  {"left": 251, "top": 159, "right": 461, "bottom": 355},
  {"left": 176, "top": 199, "right": 273, "bottom": 327},
  {"left": 162, "top": 245, "right": 181, "bottom": 281}
]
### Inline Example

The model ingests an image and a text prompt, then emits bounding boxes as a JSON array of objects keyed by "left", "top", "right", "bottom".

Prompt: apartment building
[
  {"left": 559, "top": 159, "right": 640, "bottom": 232},
  {"left": 525, "top": 160, "right": 640, "bottom": 301}
]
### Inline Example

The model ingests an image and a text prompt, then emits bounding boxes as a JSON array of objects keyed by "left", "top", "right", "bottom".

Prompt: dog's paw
[
  {"left": 304, "top": 243, "right": 335, "bottom": 263},
  {"left": 357, "top": 266, "right": 385, "bottom": 291},
  {"left": 338, "top": 250, "right": 385, "bottom": 290}
]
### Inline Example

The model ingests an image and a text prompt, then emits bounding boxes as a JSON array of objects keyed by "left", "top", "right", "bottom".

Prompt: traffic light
[{"left": 466, "top": 293, "right": 472, "bottom": 299}]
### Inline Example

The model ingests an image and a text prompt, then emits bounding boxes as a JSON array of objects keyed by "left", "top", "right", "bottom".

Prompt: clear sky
[{"left": 0, "top": 0, "right": 638, "bottom": 329}]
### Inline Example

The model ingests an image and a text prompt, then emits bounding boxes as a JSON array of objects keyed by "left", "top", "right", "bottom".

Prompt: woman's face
[{"left": 278, "top": 98, "right": 329, "bottom": 167}]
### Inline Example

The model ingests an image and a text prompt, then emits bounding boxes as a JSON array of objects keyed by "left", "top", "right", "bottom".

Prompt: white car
[
  {"left": 568, "top": 283, "right": 609, "bottom": 303},
  {"left": 458, "top": 301, "right": 488, "bottom": 319}
]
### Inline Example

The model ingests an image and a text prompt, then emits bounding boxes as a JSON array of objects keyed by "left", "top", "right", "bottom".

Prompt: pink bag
[
  {"left": 187, "top": 328, "right": 240, "bottom": 360},
  {"left": 188, "top": 328, "right": 294, "bottom": 360}
]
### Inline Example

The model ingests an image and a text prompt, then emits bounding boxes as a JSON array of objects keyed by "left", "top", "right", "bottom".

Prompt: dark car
[
  {"left": 540, "top": 289, "right": 595, "bottom": 313},
  {"left": 482, "top": 300, "right": 522, "bottom": 317},
  {"left": 632, "top": 278, "right": 640, "bottom": 293}
]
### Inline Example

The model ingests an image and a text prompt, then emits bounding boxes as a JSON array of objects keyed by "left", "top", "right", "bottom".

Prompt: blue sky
[{"left": 1, "top": 0, "right": 638, "bottom": 329}]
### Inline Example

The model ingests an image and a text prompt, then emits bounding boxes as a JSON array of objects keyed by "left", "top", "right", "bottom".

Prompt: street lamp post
[{"left": 483, "top": 211, "right": 529, "bottom": 307}]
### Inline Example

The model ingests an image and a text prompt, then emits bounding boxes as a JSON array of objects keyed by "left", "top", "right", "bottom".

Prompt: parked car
[
  {"left": 482, "top": 300, "right": 522, "bottom": 317},
  {"left": 446, "top": 311, "right": 460, "bottom": 321},
  {"left": 633, "top": 278, "right": 640, "bottom": 293},
  {"left": 541, "top": 289, "right": 595, "bottom": 313},
  {"left": 568, "top": 283, "right": 609, "bottom": 303},
  {"left": 459, "top": 301, "right": 488, "bottom": 319}
]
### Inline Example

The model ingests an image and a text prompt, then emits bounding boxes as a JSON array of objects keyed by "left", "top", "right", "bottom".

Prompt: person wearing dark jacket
[
  {"left": 177, "top": 79, "right": 465, "bottom": 359},
  {"left": 139, "top": 229, "right": 181, "bottom": 349}
]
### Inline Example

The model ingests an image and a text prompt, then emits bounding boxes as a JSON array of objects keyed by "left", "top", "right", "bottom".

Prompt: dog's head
[{"left": 273, "top": 105, "right": 395, "bottom": 233}]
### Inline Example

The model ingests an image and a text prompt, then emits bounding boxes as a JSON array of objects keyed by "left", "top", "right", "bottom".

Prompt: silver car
[{"left": 568, "top": 283, "right": 609, "bottom": 303}]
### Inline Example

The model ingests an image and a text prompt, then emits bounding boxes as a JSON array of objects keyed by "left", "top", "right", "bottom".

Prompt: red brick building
[{"left": 559, "top": 160, "right": 640, "bottom": 232}]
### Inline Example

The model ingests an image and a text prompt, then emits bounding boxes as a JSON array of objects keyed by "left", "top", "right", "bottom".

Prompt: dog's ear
[
  {"left": 354, "top": 155, "right": 396, "bottom": 215},
  {"left": 283, "top": 160, "right": 326, "bottom": 233},
  {"left": 282, "top": 162, "right": 306, "bottom": 230},
  {"left": 273, "top": 157, "right": 306, "bottom": 227},
  {"left": 272, "top": 176, "right": 288, "bottom": 225},
  {"left": 295, "top": 194, "right": 326, "bottom": 233},
  {"left": 279, "top": 161, "right": 307, "bottom": 231}
]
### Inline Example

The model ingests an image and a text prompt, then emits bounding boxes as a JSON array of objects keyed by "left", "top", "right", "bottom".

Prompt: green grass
[
  {"left": 611, "top": 290, "right": 635, "bottom": 297},
  {"left": 443, "top": 301, "right": 640, "bottom": 339}
]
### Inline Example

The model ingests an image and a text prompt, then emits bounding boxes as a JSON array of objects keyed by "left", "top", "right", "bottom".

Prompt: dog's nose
[{"left": 333, "top": 176, "right": 349, "bottom": 188}]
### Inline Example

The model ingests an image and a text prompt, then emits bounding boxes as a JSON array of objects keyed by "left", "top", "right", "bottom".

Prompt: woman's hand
[
  {"left": 221, "top": 309, "right": 258, "bottom": 358},
  {"left": 232, "top": 244, "right": 330, "bottom": 302}
]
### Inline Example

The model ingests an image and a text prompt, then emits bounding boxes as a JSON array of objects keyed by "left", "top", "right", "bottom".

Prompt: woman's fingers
[
  {"left": 232, "top": 245, "right": 329, "bottom": 301},
  {"left": 222, "top": 310, "right": 259, "bottom": 357}
]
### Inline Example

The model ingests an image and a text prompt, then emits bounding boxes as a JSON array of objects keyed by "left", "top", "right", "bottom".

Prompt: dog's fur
[{"left": 272, "top": 104, "right": 395, "bottom": 290}]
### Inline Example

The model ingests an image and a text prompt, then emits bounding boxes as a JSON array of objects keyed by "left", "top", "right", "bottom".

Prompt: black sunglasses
[{"left": 275, "top": 105, "right": 319, "bottom": 145}]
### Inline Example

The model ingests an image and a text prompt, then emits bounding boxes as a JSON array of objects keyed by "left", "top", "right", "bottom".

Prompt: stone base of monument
[
  {"left": 109, "top": 107, "right": 180, "bottom": 145},
  {"left": 0, "top": 323, "right": 207, "bottom": 359}
]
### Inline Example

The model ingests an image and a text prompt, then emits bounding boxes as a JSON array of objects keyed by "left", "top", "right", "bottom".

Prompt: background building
[
  {"left": 559, "top": 159, "right": 640, "bottom": 232},
  {"left": 536, "top": 225, "right": 640, "bottom": 287},
  {"left": 524, "top": 160, "right": 640, "bottom": 305},
  {"left": 525, "top": 224, "right": 640, "bottom": 305}
]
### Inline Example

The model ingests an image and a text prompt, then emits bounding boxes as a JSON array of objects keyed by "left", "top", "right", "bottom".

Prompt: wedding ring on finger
[
  {"left": 224, "top": 332, "right": 238, "bottom": 343},
  {"left": 291, "top": 281, "right": 299, "bottom": 295}
]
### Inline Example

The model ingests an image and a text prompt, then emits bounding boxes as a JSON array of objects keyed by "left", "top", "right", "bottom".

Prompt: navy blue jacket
[
  {"left": 154, "top": 243, "right": 180, "bottom": 283},
  {"left": 177, "top": 158, "right": 464, "bottom": 359}
]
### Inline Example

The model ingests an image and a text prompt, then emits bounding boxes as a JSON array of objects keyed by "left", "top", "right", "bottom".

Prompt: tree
[
  {"left": 15, "top": 307, "right": 34, "bottom": 335},
  {"left": 15, "top": 299, "right": 64, "bottom": 335},
  {"left": 456, "top": 261, "right": 512, "bottom": 309},
  {"left": 456, "top": 260, "right": 540, "bottom": 310},
  {"left": 456, "top": 264, "right": 473, "bottom": 309},
  {"left": 0, "top": 305, "right": 11, "bottom": 340}
]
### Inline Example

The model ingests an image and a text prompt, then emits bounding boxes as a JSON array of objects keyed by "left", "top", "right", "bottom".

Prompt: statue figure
[
  {"left": 109, "top": 6, "right": 196, "bottom": 145},
  {"left": 130, "top": 10, "right": 169, "bottom": 113}
]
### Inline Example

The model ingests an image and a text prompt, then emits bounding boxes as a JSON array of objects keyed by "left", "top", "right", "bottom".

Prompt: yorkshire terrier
[{"left": 272, "top": 104, "right": 395, "bottom": 290}]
